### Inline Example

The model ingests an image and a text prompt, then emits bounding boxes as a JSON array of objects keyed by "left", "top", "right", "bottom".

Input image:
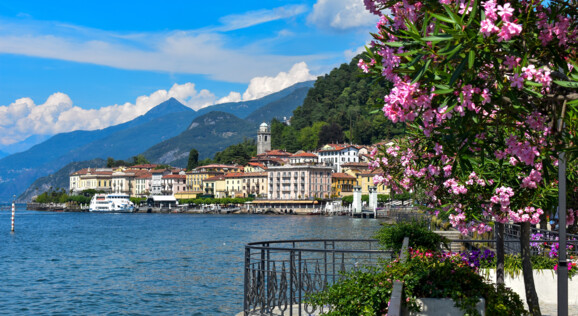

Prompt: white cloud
[
  {"left": 242, "top": 62, "right": 316, "bottom": 101},
  {"left": 217, "top": 92, "right": 242, "bottom": 104},
  {"left": 0, "top": 83, "right": 217, "bottom": 146},
  {"left": 0, "top": 12, "right": 313, "bottom": 84},
  {"left": 307, "top": 0, "right": 377, "bottom": 31},
  {"left": 216, "top": 62, "right": 316, "bottom": 104},
  {"left": 344, "top": 45, "right": 368, "bottom": 60},
  {"left": 0, "top": 61, "right": 316, "bottom": 145},
  {"left": 216, "top": 5, "right": 307, "bottom": 31}
]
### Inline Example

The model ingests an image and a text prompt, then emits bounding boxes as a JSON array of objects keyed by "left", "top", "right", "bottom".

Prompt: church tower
[{"left": 257, "top": 122, "right": 271, "bottom": 155}]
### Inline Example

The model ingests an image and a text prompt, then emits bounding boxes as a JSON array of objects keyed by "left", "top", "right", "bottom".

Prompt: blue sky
[{"left": 0, "top": 0, "right": 378, "bottom": 149}]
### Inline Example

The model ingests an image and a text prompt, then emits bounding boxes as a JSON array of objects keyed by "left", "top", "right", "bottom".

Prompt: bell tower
[{"left": 257, "top": 122, "right": 271, "bottom": 155}]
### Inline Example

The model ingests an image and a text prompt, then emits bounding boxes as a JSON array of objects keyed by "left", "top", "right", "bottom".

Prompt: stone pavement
[{"left": 540, "top": 304, "right": 578, "bottom": 316}]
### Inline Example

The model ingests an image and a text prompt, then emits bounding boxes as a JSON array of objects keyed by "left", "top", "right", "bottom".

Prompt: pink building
[
  {"left": 162, "top": 174, "right": 187, "bottom": 195},
  {"left": 267, "top": 165, "right": 333, "bottom": 200}
]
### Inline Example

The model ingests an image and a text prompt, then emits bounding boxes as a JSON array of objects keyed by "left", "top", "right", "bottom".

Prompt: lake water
[{"left": 0, "top": 208, "right": 382, "bottom": 315}]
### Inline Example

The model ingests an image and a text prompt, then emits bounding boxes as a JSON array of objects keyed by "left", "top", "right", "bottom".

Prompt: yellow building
[
  {"left": 357, "top": 169, "right": 390, "bottom": 195},
  {"left": 186, "top": 164, "right": 241, "bottom": 193},
  {"left": 203, "top": 175, "right": 227, "bottom": 198},
  {"left": 331, "top": 172, "right": 357, "bottom": 197},
  {"left": 341, "top": 163, "right": 389, "bottom": 195}
]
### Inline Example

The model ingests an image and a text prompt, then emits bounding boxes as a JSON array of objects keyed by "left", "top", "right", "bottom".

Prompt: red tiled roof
[
  {"left": 224, "top": 172, "right": 245, "bottom": 178},
  {"left": 331, "top": 172, "right": 356, "bottom": 179},
  {"left": 292, "top": 152, "right": 318, "bottom": 158},
  {"left": 129, "top": 164, "right": 158, "bottom": 169},
  {"left": 204, "top": 175, "right": 225, "bottom": 182},
  {"left": 265, "top": 149, "right": 292, "bottom": 156},
  {"left": 163, "top": 174, "right": 186, "bottom": 179}
]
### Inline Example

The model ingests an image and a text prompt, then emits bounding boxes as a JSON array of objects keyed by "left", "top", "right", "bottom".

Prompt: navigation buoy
[{"left": 11, "top": 199, "right": 15, "bottom": 232}]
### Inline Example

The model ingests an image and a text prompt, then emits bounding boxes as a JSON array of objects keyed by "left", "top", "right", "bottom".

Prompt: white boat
[{"left": 89, "top": 194, "right": 135, "bottom": 213}]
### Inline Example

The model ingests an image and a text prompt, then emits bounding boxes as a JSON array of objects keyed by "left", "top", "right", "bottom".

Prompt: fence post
[{"left": 389, "top": 237, "right": 410, "bottom": 316}]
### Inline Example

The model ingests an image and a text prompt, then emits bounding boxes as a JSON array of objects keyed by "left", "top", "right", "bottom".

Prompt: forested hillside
[{"left": 272, "top": 55, "right": 402, "bottom": 151}]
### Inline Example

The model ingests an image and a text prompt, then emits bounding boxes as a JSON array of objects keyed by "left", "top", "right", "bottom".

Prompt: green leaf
[
  {"left": 466, "top": 0, "right": 479, "bottom": 26},
  {"left": 449, "top": 58, "right": 467, "bottom": 86},
  {"left": 396, "top": 49, "right": 422, "bottom": 57},
  {"left": 524, "top": 81, "right": 543, "bottom": 87},
  {"left": 384, "top": 41, "right": 405, "bottom": 47},
  {"left": 523, "top": 87, "right": 543, "bottom": 98},
  {"left": 553, "top": 80, "right": 578, "bottom": 88},
  {"left": 430, "top": 12, "right": 455, "bottom": 24},
  {"left": 443, "top": 4, "right": 463, "bottom": 26},
  {"left": 412, "top": 59, "right": 432, "bottom": 83},
  {"left": 468, "top": 51, "right": 475, "bottom": 69},
  {"left": 421, "top": 34, "right": 454, "bottom": 42},
  {"left": 432, "top": 88, "right": 454, "bottom": 95},
  {"left": 439, "top": 43, "right": 463, "bottom": 56}
]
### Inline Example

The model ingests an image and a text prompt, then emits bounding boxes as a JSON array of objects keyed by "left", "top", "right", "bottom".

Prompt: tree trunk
[
  {"left": 495, "top": 222, "right": 505, "bottom": 285},
  {"left": 521, "top": 222, "right": 541, "bottom": 315}
]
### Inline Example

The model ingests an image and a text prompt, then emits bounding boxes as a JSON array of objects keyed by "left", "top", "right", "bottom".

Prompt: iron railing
[{"left": 243, "top": 239, "right": 394, "bottom": 316}]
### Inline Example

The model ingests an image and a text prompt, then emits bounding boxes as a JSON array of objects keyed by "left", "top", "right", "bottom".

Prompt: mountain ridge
[{"left": 5, "top": 81, "right": 313, "bottom": 201}]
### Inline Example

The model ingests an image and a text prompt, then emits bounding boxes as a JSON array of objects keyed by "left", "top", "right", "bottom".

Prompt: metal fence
[{"left": 243, "top": 239, "right": 394, "bottom": 316}]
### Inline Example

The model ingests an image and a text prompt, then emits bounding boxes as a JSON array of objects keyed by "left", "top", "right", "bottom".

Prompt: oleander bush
[{"left": 307, "top": 248, "right": 526, "bottom": 316}]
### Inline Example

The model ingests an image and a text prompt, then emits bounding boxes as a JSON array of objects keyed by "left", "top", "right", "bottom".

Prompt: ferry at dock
[{"left": 89, "top": 194, "right": 135, "bottom": 213}]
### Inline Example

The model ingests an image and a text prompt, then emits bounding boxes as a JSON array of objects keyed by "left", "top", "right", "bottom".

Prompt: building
[
  {"left": 186, "top": 164, "right": 241, "bottom": 193},
  {"left": 203, "top": 175, "right": 227, "bottom": 198},
  {"left": 162, "top": 174, "right": 187, "bottom": 196},
  {"left": 289, "top": 152, "right": 318, "bottom": 165},
  {"left": 111, "top": 170, "right": 136, "bottom": 195},
  {"left": 69, "top": 168, "right": 113, "bottom": 194},
  {"left": 257, "top": 122, "right": 271, "bottom": 155},
  {"left": 357, "top": 168, "right": 390, "bottom": 196},
  {"left": 244, "top": 172, "right": 268, "bottom": 198},
  {"left": 133, "top": 171, "right": 152, "bottom": 197},
  {"left": 331, "top": 172, "right": 357, "bottom": 197},
  {"left": 267, "top": 165, "right": 333, "bottom": 200},
  {"left": 151, "top": 169, "right": 171, "bottom": 195},
  {"left": 317, "top": 144, "right": 360, "bottom": 172},
  {"left": 225, "top": 172, "right": 245, "bottom": 198}
]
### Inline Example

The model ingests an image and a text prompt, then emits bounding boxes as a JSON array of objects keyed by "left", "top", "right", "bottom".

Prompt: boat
[{"left": 89, "top": 194, "right": 135, "bottom": 213}]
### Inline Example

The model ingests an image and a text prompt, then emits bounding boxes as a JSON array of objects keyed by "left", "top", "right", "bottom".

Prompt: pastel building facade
[{"left": 267, "top": 165, "right": 333, "bottom": 200}]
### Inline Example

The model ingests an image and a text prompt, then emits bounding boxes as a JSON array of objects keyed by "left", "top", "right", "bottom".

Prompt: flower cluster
[{"left": 361, "top": 0, "right": 577, "bottom": 236}]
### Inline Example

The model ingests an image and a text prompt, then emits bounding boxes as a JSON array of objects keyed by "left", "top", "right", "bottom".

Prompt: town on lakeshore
[{"left": 58, "top": 122, "right": 392, "bottom": 214}]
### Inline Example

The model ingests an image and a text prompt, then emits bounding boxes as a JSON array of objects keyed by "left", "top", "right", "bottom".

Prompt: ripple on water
[{"left": 0, "top": 211, "right": 382, "bottom": 314}]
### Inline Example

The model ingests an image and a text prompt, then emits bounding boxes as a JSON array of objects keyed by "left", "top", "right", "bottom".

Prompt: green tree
[
  {"left": 131, "top": 154, "right": 150, "bottom": 165},
  {"left": 318, "top": 122, "right": 344, "bottom": 145},
  {"left": 187, "top": 148, "right": 199, "bottom": 170}
]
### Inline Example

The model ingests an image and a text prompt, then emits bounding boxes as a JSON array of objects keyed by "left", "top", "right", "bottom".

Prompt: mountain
[
  {"left": 0, "top": 98, "right": 195, "bottom": 201},
  {"left": 196, "top": 81, "right": 315, "bottom": 119},
  {"left": 18, "top": 159, "right": 107, "bottom": 201},
  {"left": 10, "top": 81, "right": 314, "bottom": 201},
  {"left": 0, "top": 134, "right": 52, "bottom": 155},
  {"left": 0, "top": 150, "right": 7, "bottom": 159},
  {"left": 142, "top": 111, "right": 258, "bottom": 167},
  {"left": 245, "top": 86, "right": 311, "bottom": 123}
]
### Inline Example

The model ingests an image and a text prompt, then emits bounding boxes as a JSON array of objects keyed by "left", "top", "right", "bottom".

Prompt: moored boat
[{"left": 89, "top": 194, "right": 135, "bottom": 213}]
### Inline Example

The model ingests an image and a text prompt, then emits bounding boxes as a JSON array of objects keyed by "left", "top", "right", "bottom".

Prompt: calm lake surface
[{"left": 0, "top": 208, "right": 382, "bottom": 315}]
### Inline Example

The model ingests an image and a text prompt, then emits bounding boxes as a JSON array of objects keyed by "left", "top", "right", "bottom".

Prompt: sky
[{"left": 0, "top": 0, "right": 379, "bottom": 150}]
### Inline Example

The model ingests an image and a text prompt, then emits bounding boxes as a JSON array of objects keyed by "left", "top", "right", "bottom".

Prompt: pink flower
[
  {"left": 480, "top": 19, "right": 499, "bottom": 37},
  {"left": 482, "top": 0, "right": 498, "bottom": 21},
  {"left": 510, "top": 73, "right": 524, "bottom": 89},
  {"left": 498, "top": 21, "right": 523, "bottom": 42},
  {"left": 504, "top": 55, "right": 521, "bottom": 70},
  {"left": 497, "top": 3, "right": 515, "bottom": 21},
  {"left": 358, "top": 59, "right": 370, "bottom": 73}
]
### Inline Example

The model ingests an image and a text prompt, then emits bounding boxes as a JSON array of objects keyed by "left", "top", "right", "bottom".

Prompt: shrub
[
  {"left": 308, "top": 249, "right": 526, "bottom": 316},
  {"left": 373, "top": 220, "right": 447, "bottom": 252}
]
